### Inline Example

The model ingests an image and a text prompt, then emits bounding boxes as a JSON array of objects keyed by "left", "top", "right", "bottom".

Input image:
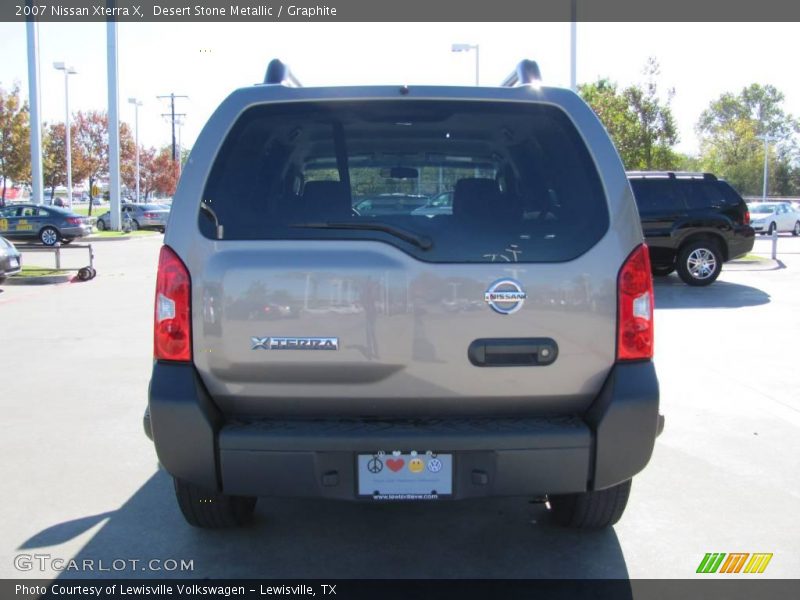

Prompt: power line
[{"left": 156, "top": 92, "right": 188, "bottom": 161}]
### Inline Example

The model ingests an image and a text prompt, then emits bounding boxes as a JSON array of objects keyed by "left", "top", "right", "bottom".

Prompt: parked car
[
  {"left": 747, "top": 202, "right": 800, "bottom": 236},
  {"left": 0, "top": 204, "right": 92, "bottom": 246},
  {"left": 95, "top": 203, "right": 170, "bottom": 232},
  {"left": 627, "top": 172, "right": 755, "bottom": 286},
  {"left": 0, "top": 235, "right": 21, "bottom": 283},
  {"left": 411, "top": 191, "right": 454, "bottom": 217},
  {"left": 147, "top": 58, "right": 662, "bottom": 530},
  {"left": 353, "top": 193, "right": 429, "bottom": 216}
]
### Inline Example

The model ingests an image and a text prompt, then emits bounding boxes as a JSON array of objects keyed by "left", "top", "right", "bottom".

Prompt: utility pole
[
  {"left": 157, "top": 93, "right": 187, "bottom": 161},
  {"left": 175, "top": 116, "right": 185, "bottom": 176}
]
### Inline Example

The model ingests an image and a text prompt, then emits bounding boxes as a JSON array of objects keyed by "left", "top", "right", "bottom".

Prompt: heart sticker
[{"left": 386, "top": 458, "right": 405, "bottom": 472}]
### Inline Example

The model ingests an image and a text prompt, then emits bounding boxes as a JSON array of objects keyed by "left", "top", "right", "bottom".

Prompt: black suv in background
[{"left": 627, "top": 172, "right": 755, "bottom": 286}]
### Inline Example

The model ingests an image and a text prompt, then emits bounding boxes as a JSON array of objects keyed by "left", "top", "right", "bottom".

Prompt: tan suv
[{"left": 146, "top": 59, "right": 663, "bottom": 530}]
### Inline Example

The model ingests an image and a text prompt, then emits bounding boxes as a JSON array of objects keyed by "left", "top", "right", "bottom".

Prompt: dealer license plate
[{"left": 357, "top": 452, "right": 453, "bottom": 499}]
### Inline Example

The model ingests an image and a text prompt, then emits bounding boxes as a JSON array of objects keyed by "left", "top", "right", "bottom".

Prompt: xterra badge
[
  {"left": 484, "top": 278, "right": 527, "bottom": 315},
  {"left": 251, "top": 337, "right": 339, "bottom": 350}
]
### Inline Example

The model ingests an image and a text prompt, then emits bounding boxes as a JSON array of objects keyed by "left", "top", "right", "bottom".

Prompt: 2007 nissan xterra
[{"left": 146, "top": 59, "right": 663, "bottom": 529}]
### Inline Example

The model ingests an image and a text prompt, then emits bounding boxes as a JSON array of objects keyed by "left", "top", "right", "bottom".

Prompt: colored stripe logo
[{"left": 697, "top": 553, "right": 773, "bottom": 574}]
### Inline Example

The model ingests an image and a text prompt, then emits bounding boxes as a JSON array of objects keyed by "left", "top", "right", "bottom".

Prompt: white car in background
[{"left": 747, "top": 202, "right": 800, "bottom": 236}]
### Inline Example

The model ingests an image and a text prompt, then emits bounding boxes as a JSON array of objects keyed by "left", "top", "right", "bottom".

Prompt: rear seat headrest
[
  {"left": 453, "top": 178, "right": 500, "bottom": 220},
  {"left": 302, "top": 181, "right": 351, "bottom": 220}
]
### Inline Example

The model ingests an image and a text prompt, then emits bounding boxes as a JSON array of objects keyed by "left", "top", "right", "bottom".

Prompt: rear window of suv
[{"left": 199, "top": 100, "right": 609, "bottom": 263}]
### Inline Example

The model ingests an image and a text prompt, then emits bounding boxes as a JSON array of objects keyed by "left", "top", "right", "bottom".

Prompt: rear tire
[
  {"left": 131, "top": 219, "right": 140, "bottom": 231},
  {"left": 676, "top": 240, "right": 722, "bottom": 286},
  {"left": 549, "top": 479, "right": 632, "bottom": 529},
  {"left": 792, "top": 222, "right": 800, "bottom": 237},
  {"left": 96, "top": 219, "right": 106, "bottom": 231},
  {"left": 173, "top": 478, "right": 257, "bottom": 528},
  {"left": 767, "top": 222, "right": 776, "bottom": 236}
]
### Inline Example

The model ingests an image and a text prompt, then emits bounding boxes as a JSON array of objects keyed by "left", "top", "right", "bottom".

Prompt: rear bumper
[
  {"left": 148, "top": 361, "right": 661, "bottom": 499},
  {"left": 728, "top": 226, "right": 755, "bottom": 260},
  {"left": 62, "top": 225, "right": 92, "bottom": 239},
  {"left": 139, "top": 218, "right": 167, "bottom": 229}
]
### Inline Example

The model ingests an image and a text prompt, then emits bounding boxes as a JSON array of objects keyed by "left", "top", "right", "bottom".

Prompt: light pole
[
  {"left": 757, "top": 134, "right": 775, "bottom": 201},
  {"left": 53, "top": 62, "right": 77, "bottom": 209},
  {"left": 451, "top": 43, "right": 479, "bottom": 85},
  {"left": 128, "top": 98, "right": 143, "bottom": 203},
  {"left": 570, "top": 0, "right": 577, "bottom": 91},
  {"left": 26, "top": 21, "right": 44, "bottom": 205}
]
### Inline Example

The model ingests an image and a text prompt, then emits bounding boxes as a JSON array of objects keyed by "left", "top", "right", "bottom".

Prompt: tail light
[
  {"left": 743, "top": 209, "right": 750, "bottom": 225},
  {"left": 617, "top": 244, "right": 654, "bottom": 361},
  {"left": 144, "top": 212, "right": 156, "bottom": 218},
  {"left": 66, "top": 217, "right": 82, "bottom": 225},
  {"left": 154, "top": 246, "right": 191, "bottom": 361}
]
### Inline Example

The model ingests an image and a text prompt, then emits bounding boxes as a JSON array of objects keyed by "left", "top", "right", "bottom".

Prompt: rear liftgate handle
[{"left": 468, "top": 338, "right": 559, "bottom": 367}]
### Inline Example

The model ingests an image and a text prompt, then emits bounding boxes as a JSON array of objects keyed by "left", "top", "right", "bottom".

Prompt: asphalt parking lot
[{"left": 1, "top": 235, "right": 798, "bottom": 579}]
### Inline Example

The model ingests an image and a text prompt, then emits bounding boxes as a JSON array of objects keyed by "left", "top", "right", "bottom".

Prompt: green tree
[
  {"left": 696, "top": 84, "right": 800, "bottom": 195},
  {"left": 579, "top": 58, "right": 679, "bottom": 170},
  {"left": 0, "top": 83, "right": 31, "bottom": 205},
  {"left": 579, "top": 79, "right": 640, "bottom": 165}
]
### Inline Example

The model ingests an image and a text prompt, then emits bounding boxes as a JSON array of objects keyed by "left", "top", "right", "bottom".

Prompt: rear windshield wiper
[{"left": 291, "top": 221, "right": 433, "bottom": 250}]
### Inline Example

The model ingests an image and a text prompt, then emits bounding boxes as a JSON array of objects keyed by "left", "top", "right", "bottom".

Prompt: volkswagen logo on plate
[{"left": 484, "top": 278, "right": 527, "bottom": 315}]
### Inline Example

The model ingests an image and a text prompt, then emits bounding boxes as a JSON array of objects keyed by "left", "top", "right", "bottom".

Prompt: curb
[{"left": 5, "top": 273, "right": 73, "bottom": 285}]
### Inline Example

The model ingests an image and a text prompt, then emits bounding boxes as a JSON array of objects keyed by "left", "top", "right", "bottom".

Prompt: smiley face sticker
[{"left": 408, "top": 457, "right": 425, "bottom": 473}]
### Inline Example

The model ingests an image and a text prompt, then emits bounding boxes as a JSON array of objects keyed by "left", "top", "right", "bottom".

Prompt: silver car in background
[{"left": 95, "top": 203, "right": 171, "bottom": 233}]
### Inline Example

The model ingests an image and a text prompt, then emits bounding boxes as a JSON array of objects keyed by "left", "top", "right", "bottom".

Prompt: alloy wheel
[{"left": 686, "top": 248, "right": 717, "bottom": 280}]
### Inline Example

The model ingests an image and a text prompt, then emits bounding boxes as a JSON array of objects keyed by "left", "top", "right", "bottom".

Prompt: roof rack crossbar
[
  {"left": 500, "top": 60, "right": 542, "bottom": 87},
  {"left": 264, "top": 59, "right": 302, "bottom": 87}
]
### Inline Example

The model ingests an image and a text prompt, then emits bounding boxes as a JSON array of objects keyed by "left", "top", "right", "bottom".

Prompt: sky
[{"left": 1, "top": 21, "right": 798, "bottom": 157}]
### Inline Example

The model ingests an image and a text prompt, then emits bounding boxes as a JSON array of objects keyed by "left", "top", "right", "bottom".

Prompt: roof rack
[
  {"left": 264, "top": 59, "right": 302, "bottom": 87},
  {"left": 626, "top": 171, "right": 717, "bottom": 181},
  {"left": 500, "top": 60, "right": 542, "bottom": 87}
]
